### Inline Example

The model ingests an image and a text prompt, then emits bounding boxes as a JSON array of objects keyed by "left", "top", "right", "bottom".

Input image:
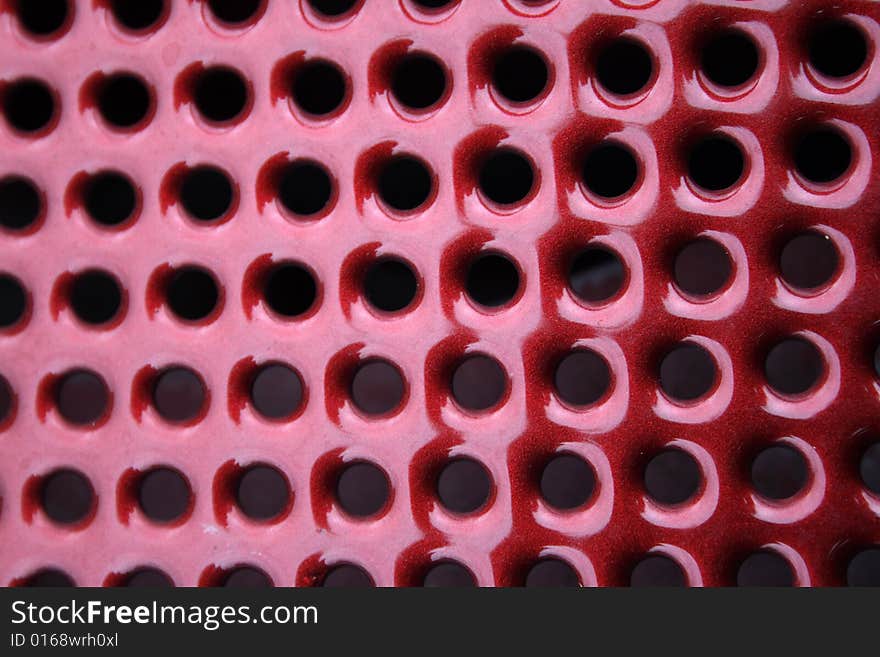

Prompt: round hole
[
  {"left": 478, "top": 149, "right": 535, "bottom": 207},
  {"left": 2, "top": 78, "right": 56, "bottom": 134},
  {"left": 14, "top": 0, "right": 70, "bottom": 37},
  {"left": 207, "top": 0, "right": 263, "bottom": 25},
  {"left": 659, "top": 342, "right": 718, "bottom": 403},
  {"left": 737, "top": 551, "right": 795, "bottom": 587},
  {"left": 291, "top": 60, "right": 347, "bottom": 117},
  {"left": 673, "top": 238, "right": 733, "bottom": 299},
  {"left": 779, "top": 231, "right": 839, "bottom": 293},
  {"left": 350, "top": 359, "right": 405, "bottom": 416},
  {"left": 436, "top": 457, "right": 492, "bottom": 515},
  {"left": 364, "top": 258, "right": 418, "bottom": 313},
  {"left": 524, "top": 558, "right": 580, "bottom": 587},
  {"left": 152, "top": 367, "right": 206, "bottom": 424},
  {"left": 137, "top": 467, "right": 192, "bottom": 524},
  {"left": 568, "top": 246, "right": 626, "bottom": 305},
  {"left": 596, "top": 38, "right": 653, "bottom": 97},
  {"left": 0, "top": 375, "right": 14, "bottom": 425},
  {"left": 55, "top": 369, "right": 109, "bottom": 427},
  {"left": 263, "top": 263, "right": 318, "bottom": 319},
  {"left": 84, "top": 171, "right": 137, "bottom": 227},
  {"left": 701, "top": 30, "right": 760, "bottom": 88},
  {"left": 322, "top": 564, "right": 374, "bottom": 588},
  {"left": 465, "top": 252, "right": 520, "bottom": 309},
  {"left": 0, "top": 176, "right": 42, "bottom": 232},
  {"left": 450, "top": 354, "right": 507, "bottom": 413},
  {"left": 222, "top": 566, "right": 272, "bottom": 588},
  {"left": 687, "top": 135, "right": 745, "bottom": 193},
  {"left": 860, "top": 443, "right": 880, "bottom": 495},
  {"left": 23, "top": 569, "right": 75, "bottom": 587},
  {"left": 123, "top": 568, "right": 174, "bottom": 587},
  {"left": 235, "top": 464, "right": 291, "bottom": 522},
  {"left": 391, "top": 53, "right": 447, "bottom": 111},
  {"left": 193, "top": 67, "right": 248, "bottom": 124},
  {"left": 539, "top": 453, "right": 596, "bottom": 511},
  {"left": 307, "top": 0, "right": 360, "bottom": 18},
  {"left": 250, "top": 364, "right": 304, "bottom": 420},
  {"left": 553, "top": 350, "right": 611, "bottom": 409},
  {"left": 809, "top": 20, "right": 868, "bottom": 80},
  {"left": 166, "top": 267, "right": 219, "bottom": 322},
  {"left": 764, "top": 337, "right": 825, "bottom": 397},
  {"left": 335, "top": 461, "right": 390, "bottom": 519},
  {"left": 278, "top": 161, "right": 333, "bottom": 217},
  {"left": 582, "top": 142, "right": 639, "bottom": 200},
  {"left": 0, "top": 274, "right": 27, "bottom": 328},
  {"left": 644, "top": 448, "right": 702, "bottom": 506},
  {"left": 96, "top": 73, "right": 151, "bottom": 129},
  {"left": 69, "top": 269, "right": 122, "bottom": 326},
  {"left": 794, "top": 127, "right": 852, "bottom": 185},
  {"left": 110, "top": 0, "right": 165, "bottom": 32},
  {"left": 40, "top": 469, "right": 94, "bottom": 526},
  {"left": 630, "top": 555, "right": 687, "bottom": 587},
  {"left": 377, "top": 155, "right": 433, "bottom": 213},
  {"left": 422, "top": 561, "right": 476, "bottom": 588},
  {"left": 412, "top": 0, "right": 456, "bottom": 8},
  {"left": 493, "top": 46, "right": 548, "bottom": 104},
  {"left": 179, "top": 166, "right": 234, "bottom": 223},
  {"left": 750, "top": 444, "right": 809, "bottom": 501},
  {"left": 847, "top": 548, "right": 880, "bottom": 587}
]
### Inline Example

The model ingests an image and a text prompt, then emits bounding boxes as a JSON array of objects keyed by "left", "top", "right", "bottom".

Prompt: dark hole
[
  {"left": 152, "top": 367, "right": 206, "bottom": 424},
  {"left": 674, "top": 238, "right": 732, "bottom": 298},
  {"left": 250, "top": 363, "right": 303, "bottom": 420},
  {"left": 794, "top": 128, "right": 852, "bottom": 185},
  {"left": 264, "top": 263, "right": 317, "bottom": 318},
  {"left": 111, "top": 0, "right": 165, "bottom": 31},
  {"left": 70, "top": 270, "right": 122, "bottom": 325},
  {"left": 223, "top": 566, "right": 272, "bottom": 588},
  {"left": 779, "top": 231, "right": 839, "bottom": 292},
  {"left": 644, "top": 449, "right": 701, "bottom": 506},
  {"left": 207, "top": 0, "right": 263, "bottom": 24},
  {"left": 166, "top": 267, "right": 219, "bottom": 322},
  {"left": 2, "top": 79, "right": 55, "bottom": 134},
  {"left": 194, "top": 67, "right": 248, "bottom": 124},
  {"left": 292, "top": 60, "right": 347, "bottom": 116},
  {"left": 391, "top": 53, "right": 447, "bottom": 110},
  {"left": 764, "top": 337, "right": 824, "bottom": 397},
  {"left": 41, "top": 469, "right": 94, "bottom": 525},
  {"left": 124, "top": 568, "right": 174, "bottom": 587},
  {"left": 659, "top": 342, "right": 717, "bottom": 402},
  {"left": 350, "top": 360, "right": 405, "bottom": 416},
  {"left": 524, "top": 558, "right": 580, "bottom": 587},
  {"left": 24, "top": 569, "right": 75, "bottom": 587},
  {"left": 422, "top": 561, "right": 476, "bottom": 588},
  {"left": 630, "top": 555, "right": 686, "bottom": 587},
  {"left": 307, "top": 0, "right": 359, "bottom": 17},
  {"left": 540, "top": 453, "right": 596, "bottom": 511},
  {"left": 278, "top": 161, "right": 333, "bottom": 217},
  {"left": 688, "top": 136, "right": 744, "bottom": 192},
  {"left": 377, "top": 155, "right": 433, "bottom": 212},
  {"left": 137, "top": 467, "right": 192, "bottom": 523},
  {"left": 322, "top": 564, "right": 374, "bottom": 587},
  {"left": 568, "top": 246, "right": 626, "bottom": 304},
  {"left": 84, "top": 171, "right": 137, "bottom": 227},
  {"left": 751, "top": 444, "right": 809, "bottom": 501},
  {"left": 493, "top": 46, "right": 548, "bottom": 104},
  {"left": 56, "top": 370, "right": 109, "bottom": 427},
  {"left": 450, "top": 354, "right": 507, "bottom": 412},
  {"left": 701, "top": 30, "right": 760, "bottom": 88},
  {"left": 478, "top": 149, "right": 534, "bottom": 206},
  {"left": 0, "top": 274, "right": 27, "bottom": 328},
  {"left": 179, "top": 166, "right": 234, "bottom": 222},
  {"left": 582, "top": 143, "right": 639, "bottom": 199},
  {"left": 97, "top": 74, "right": 151, "bottom": 129},
  {"left": 737, "top": 551, "right": 794, "bottom": 587},
  {"left": 413, "top": 0, "right": 455, "bottom": 7},
  {"left": 15, "top": 0, "right": 68, "bottom": 36},
  {"left": 0, "top": 176, "right": 41, "bottom": 231},
  {"left": 860, "top": 443, "right": 880, "bottom": 495},
  {"left": 0, "top": 374, "right": 13, "bottom": 424},
  {"left": 596, "top": 38, "right": 653, "bottom": 96},
  {"left": 554, "top": 350, "right": 611, "bottom": 408},
  {"left": 436, "top": 458, "right": 492, "bottom": 515},
  {"left": 335, "top": 461, "right": 390, "bottom": 518},
  {"left": 809, "top": 20, "right": 868, "bottom": 79},
  {"left": 364, "top": 259, "right": 418, "bottom": 313},
  {"left": 466, "top": 252, "right": 520, "bottom": 308},
  {"left": 847, "top": 548, "right": 880, "bottom": 587},
  {"left": 236, "top": 464, "right": 290, "bottom": 521},
  {"left": 875, "top": 344, "right": 880, "bottom": 379}
]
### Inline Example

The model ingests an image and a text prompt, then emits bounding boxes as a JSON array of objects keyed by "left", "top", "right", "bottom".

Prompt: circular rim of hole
[
  {"left": 91, "top": 71, "right": 156, "bottom": 133},
  {"left": 0, "top": 174, "right": 45, "bottom": 234},
  {"left": 276, "top": 159, "right": 337, "bottom": 221},
  {"left": 792, "top": 124, "right": 855, "bottom": 192},
  {"left": 686, "top": 132, "right": 748, "bottom": 198},
  {"left": 376, "top": 153, "right": 437, "bottom": 216},
  {"left": 107, "top": 0, "right": 170, "bottom": 37},
  {"left": 567, "top": 244, "right": 629, "bottom": 308},
  {"left": 249, "top": 361, "right": 306, "bottom": 422},
  {"left": 53, "top": 368, "right": 111, "bottom": 428},
  {"left": 806, "top": 17, "right": 872, "bottom": 89},
  {"left": 764, "top": 336, "right": 827, "bottom": 399},
  {"left": 349, "top": 358, "right": 408, "bottom": 419},
  {"left": 593, "top": 35, "right": 657, "bottom": 103},
  {"left": 362, "top": 255, "right": 421, "bottom": 316},
  {"left": 580, "top": 140, "right": 642, "bottom": 205},
  {"left": 136, "top": 465, "right": 194, "bottom": 525},
  {"left": 389, "top": 50, "right": 451, "bottom": 116},
  {"left": 491, "top": 44, "right": 552, "bottom": 110},
  {"left": 177, "top": 164, "right": 238, "bottom": 225},
  {"left": 672, "top": 237, "right": 734, "bottom": 301},
  {"left": 261, "top": 261, "right": 320, "bottom": 322},
  {"left": 698, "top": 27, "right": 763, "bottom": 96},
  {"left": 334, "top": 459, "right": 393, "bottom": 520},
  {"left": 81, "top": 169, "right": 141, "bottom": 230},
  {"left": 151, "top": 365, "right": 209, "bottom": 426},
  {"left": 190, "top": 65, "right": 253, "bottom": 128},
  {"left": 163, "top": 265, "right": 223, "bottom": 325},
  {"left": 67, "top": 268, "right": 126, "bottom": 328},
  {"left": 400, "top": 0, "right": 462, "bottom": 23},
  {"left": 553, "top": 348, "right": 614, "bottom": 410},
  {"left": 658, "top": 341, "right": 720, "bottom": 405},
  {"left": 449, "top": 353, "right": 510, "bottom": 415},
  {"left": 289, "top": 58, "right": 351, "bottom": 122},
  {"left": 464, "top": 250, "right": 523, "bottom": 312},
  {"left": 477, "top": 147, "right": 539, "bottom": 211},
  {"left": 12, "top": 0, "right": 75, "bottom": 42},
  {"left": 778, "top": 230, "right": 841, "bottom": 296},
  {"left": 1, "top": 77, "right": 60, "bottom": 138},
  {"left": 301, "top": 0, "right": 365, "bottom": 27},
  {"left": 203, "top": 0, "right": 268, "bottom": 31}
]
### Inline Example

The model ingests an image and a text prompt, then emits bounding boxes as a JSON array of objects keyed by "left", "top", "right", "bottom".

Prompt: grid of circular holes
[
  {"left": 69, "top": 269, "right": 123, "bottom": 326},
  {"left": 277, "top": 161, "right": 334, "bottom": 218},
  {"left": 492, "top": 46, "right": 549, "bottom": 105},
  {"left": 207, "top": 0, "right": 264, "bottom": 26},
  {"left": 391, "top": 52, "right": 448, "bottom": 112},
  {"left": 263, "top": 263, "right": 318, "bottom": 319},
  {"left": 808, "top": 19, "right": 869, "bottom": 81},
  {"left": 322, "top": 563, "right": 374, "bottom": 588},
  {"left": 465, "top": 252, "right": 520, "bottom": 310},
  {"left": 55, "top": 369, "right": 110, "bottom": 427},
  {"left": 595, "top": 37, "right": 654, "bottom": 97},
  {"left": 436, "top": 457, "right": 493, "bottom": 516},
  {"left": 750, "top": 444, "right": 809, "bottom": 502},
  {"left": 235, "top": 464, "right": 291, "bottom": 522},
  {"left": 2, "top": 78, "right": 56, "bottom": 135},
  {"left": 109, "top": 0, "right": 166, "bottom": 33},
  {"left": 95, "top": 73, "right": 152, "bottom": 130},
  {"left": 779, "top": 230, "right": 840, "bottom": 294},
  {"left": 422, "top": 561, "right": 476, "bottom": 588},
  {"left": 193, "top": 67, "right": 249, "bottom": 125},
  {"left": 687, "top": 135, "right": 745, "bottom": 194},
  {"left": 335, "top": 461, "right": 390, "bottom": 519},
  {"left": 700, "top": 29, "right": 760, "bottom": 89},
  {"left": 630, "top": 554, "right": 686, "bottom": 587},
  {"left": 0, "top": 274, "right": 27, "bottom": 329},
  {"left": 22, "top": 569, "right": 76, "bottom": 587},
  {"left": 524, "top": 558, "right": 580, "bottom": 588},
  {"left": 794, "top": 126, "right": 852, "bottom": 186},
  {"left": 568, "top": 246, "right": 627, "bottom": 306},
  {"left": 378, "top": 155, "right": 434, "bottom": 213},
  {"left": 122, "top": 568, "right": 174, "bottom": 588},
  {"left": 764, "top": 337, "right": 825, "bottom": 398},
  {"left": 659, "top": 342, "right": 718, "bottom": 403},
  {"left": 539, "top": 452, "right": 596, "bottom": 512},
  {"left": 306, "top": 0, "right": 361, "bottom": 20},
  {"left": 363, "top": 258, "right": 418, "bottom": 314},
  {"left": 83, "top": 171, "right": 138, "bottom": 228},
  {"left": 40, "top": 468, "right": 95, "bottom": 526},
  {"left": 166, "top": 266, "right": 220, "bottom": 323},
  {"left": 479, "top": 148, "right": 535, "bottom": 208},
  {"left": 350, "top": 359, "right": 405, "bottom": 417},
  {"left": 554, "top": 349, "right": 612, "bottom": 409},
  {"left": 152, "top": 366, "right": 206, "bottom": 425},
  {"left": 291, "top": 59, "right": 348, "bottom": 118},
  {"left": 860, "top": 442, "right": 880, "bottom": 496},
  {"left": 179, "top": 166, "right": 234, "bottom": 223},
  {"left": 222, "top": 566, "right": 273, "bottom": 588},
  {"left": 673, "top": 238, "right": 733, "bottom": 300},
  {"left": 451, "top": 354, "right": 508, "bottom": 413},
  {"left": 582, "top": 142, "right": 639, "bottom": 201},
  {"left": 0, "top": 176, "right": 42, "bottom": 232},
  {"left": 644, "top": 448, "right": 702, "bottom": 507},
  {"left": 13, "top": 0, "right": 70, "bottom": 39},
  {"left": 250, "top": 363, "right": 304, "bottom": 421},
  {"left": 847, "top": 549, "right": 880, "bottom": 586},
  {"left": 737, "top": 550, "right": 794, "bottom": 587},
  {"left": 137, "top": 467, "right": 192, "bottom": 524}
]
